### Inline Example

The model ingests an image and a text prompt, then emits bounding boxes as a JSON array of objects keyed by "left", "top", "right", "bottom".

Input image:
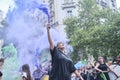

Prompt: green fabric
[
  {"left": 81, "top": 59, "right": 87, "bottom": 64},
  {"left": 100, "top": 72, "right": 107, "bottom": 80}
]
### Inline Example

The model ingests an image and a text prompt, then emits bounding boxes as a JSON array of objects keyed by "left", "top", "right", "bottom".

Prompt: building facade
[
  {"left": 49, "top": 0, "right": 77, "bottom": 26},
  {"left": 96, "top": 0, "right": 117, "bottom": 11},
  {"left": 48, "top": 0, "right": 78, "bottom": 36},
  {"left": 0, "top": 10, "right": 4, "bottom": 56},
  {"left": 0, "top": 10, "right": 4, "bottom": 28},
  {"left": 48, "top": 0, "right": 117, "bottom": 34}
]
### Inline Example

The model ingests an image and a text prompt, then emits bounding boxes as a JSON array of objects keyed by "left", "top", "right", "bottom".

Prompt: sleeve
[
  {"left": 50, "top": 47, "right": 56, "bottom": 57},
  {"left": 70, "top": 61, "right": 76, "bottom": 73}
]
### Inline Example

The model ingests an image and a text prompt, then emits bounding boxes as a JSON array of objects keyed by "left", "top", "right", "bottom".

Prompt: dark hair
[
  {"left": 0, "top": 58, "right": 4, "bottom": 63},
  {"left": 57, "top": 42, "right": 63, "bottom": 47},
  {"left": 113, "top": 56, "right": 120, "bottom": 64},
  {"left": 22, "top": 64, "right": 32, "bottom": 80}
]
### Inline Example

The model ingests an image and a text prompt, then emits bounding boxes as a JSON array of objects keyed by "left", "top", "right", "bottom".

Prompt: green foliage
[{"left": 64, "top": 0, "right": 120, "bottom": 62}]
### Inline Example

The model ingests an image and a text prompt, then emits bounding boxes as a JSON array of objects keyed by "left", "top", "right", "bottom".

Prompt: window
[
  {"left": 64, "top": 0, "right": 73, "bottom": 3},
  {"left": 111, "top": 0, "right": 114, "bottom": 2},
  {"left": 102, "top": 0, "right": 106, "bottom": 2},
  {"left": 112, "top": 3, "right": 115, "bottom": 7},
  {"left": 67, "top": 10, "right": 73, "bottom": 17}
]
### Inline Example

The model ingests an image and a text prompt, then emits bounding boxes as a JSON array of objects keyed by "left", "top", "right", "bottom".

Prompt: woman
[
  {"left": 80, "top": 67, "right": 87, "bottom": 80},
  {"left": 95, "top": 57, "right": 110, "bottom": 80},
  {"left": 46, "top": 23, "right": 83, "bottom": 80},
  {"left": 113, "top": 56, "right": 120, "bottom": 65},
  {"left": 87, "top": 65, "right": 95, "bottom": 80},
  {"left": 108, "top": 56, "right": 120, "bottom": 80},
  {"left": 21, "top": 64, "right": 32, "bottom": 80},
  {"left": 0, "top": 58, "right": 4, "bottom": 80}
]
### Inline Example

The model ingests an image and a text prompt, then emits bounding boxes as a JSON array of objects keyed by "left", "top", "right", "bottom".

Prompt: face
[
  {"left": 89, "top": 64, "right": 93, "bottom": 68},
  {"left": 116, "top": 60, "right": 120, "bottom": 65},
  {"left": 99, "top": 57, "right": 104, "bottom": 62},
  {"left": 57, "top": 42, "right": 65, "bottom": 51}
]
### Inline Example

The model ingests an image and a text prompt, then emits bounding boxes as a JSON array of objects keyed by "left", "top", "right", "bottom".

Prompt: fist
[{"left": 46, "top": 23, "right": 50, "bottom": 30}]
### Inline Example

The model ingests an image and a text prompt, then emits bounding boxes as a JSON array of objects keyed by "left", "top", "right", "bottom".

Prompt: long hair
[
  {"left": 0, "top": 58, "right": 4, "bottom": 63},
  {"left": 22, "top": 64, "right": 32, "bottom": 80}
]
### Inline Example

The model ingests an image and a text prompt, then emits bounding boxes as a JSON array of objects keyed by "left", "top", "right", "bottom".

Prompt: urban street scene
[{"left": 0, "top": 0, "right": 120, "bottom": 80}]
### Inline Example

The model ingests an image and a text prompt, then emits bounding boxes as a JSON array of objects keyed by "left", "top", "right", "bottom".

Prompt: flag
[{"left": 100, "top": 72, "right": 107, "bottom": 80}]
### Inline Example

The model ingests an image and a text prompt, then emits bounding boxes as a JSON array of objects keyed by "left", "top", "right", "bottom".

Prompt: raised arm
[{"left": 46, "top": 23, "right": 54, "bottom": 50}]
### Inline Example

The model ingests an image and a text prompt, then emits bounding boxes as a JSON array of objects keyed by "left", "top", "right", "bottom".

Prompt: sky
[
  {"left": 0, "top": 0, "right": 15, "bottom": 13},
  {"left": 0, "top": 0, "right": 120, "bottom": 14},
  {"left": 116, "top": 0, "right": 120, "bottom": 8}
]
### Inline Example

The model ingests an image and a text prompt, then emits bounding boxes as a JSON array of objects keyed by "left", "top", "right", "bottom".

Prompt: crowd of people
[
  {"left": 0, "top": 23, "right": 120, "bottom": 80},
  {"left": 19, "top": 56, "right": 120, "bottom": 80},
  {"left": 71, "top": 56, "right": 120, "bottom": 80}
]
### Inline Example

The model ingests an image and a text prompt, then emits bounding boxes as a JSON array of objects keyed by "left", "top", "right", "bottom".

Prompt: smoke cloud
[{"left": 2, "top": 0, "right": 68, "bottom": 71}]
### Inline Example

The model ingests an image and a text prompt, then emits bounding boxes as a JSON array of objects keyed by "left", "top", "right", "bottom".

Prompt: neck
[
  {"left": 59, "top": 49, "right": 65, "bottom": 53},
  {"left": 100, "top": 61, "right": 104, "bottom": 64}
]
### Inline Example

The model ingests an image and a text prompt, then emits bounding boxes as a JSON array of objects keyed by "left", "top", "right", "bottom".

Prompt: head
[
  {"left": 98, "top": 57, "right": 104, "bottom": 63},
  {"left": 114, "top": 56, "right": 120, "bottom": 65},
  {"left": 22, "top": 64, "right": 30, "bottom": 72},
  {"left": 88, "top": 64, "right": 93, "bottom": 69},
  {"left": 22, "top": 64, "right": 32, "bottom": 80},
  {"left": 0, "top": 58, "right": 4, "bottom": 66},
  {"left": 108, "top": 61, "right": 112, "bottom": 66},
  {"left": 57, "top": 42, "right": 65, "bottom": 51}
]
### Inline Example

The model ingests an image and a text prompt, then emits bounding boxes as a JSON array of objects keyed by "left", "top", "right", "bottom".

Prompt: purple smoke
[
  {"left": 32, "top": 1, "right": 50, "bottom": 22},
  {"left": 2, "top": 0, "right": 69, "bottom": 72},
  {"left": 38, "top": 4, "right": 50, "bottom": 23}
]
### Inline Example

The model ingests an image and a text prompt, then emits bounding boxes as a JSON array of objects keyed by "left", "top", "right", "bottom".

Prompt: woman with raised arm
[{"left": 46, "top": 23, "right": 83, "bottom": 80}]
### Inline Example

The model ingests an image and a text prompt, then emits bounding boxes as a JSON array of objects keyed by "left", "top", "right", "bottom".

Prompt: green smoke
[{"left": 1, "top": 43, "right": 20, "bottom": 80}]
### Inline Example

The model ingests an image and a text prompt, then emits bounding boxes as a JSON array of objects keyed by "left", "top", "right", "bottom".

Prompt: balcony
[{"left": 62, "top": 2, "right": 76, "bottom": 10}]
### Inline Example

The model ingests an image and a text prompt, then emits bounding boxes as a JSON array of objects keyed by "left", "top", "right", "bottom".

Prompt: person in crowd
[
  {"left": 113, "top": 56, "right": 120, "bottom": 65},
  {"left": 95, "top": 57, "right": 110, "bottom": 80},
  {"left": 92, "top": 69, "right": 97, "bottom": 80},
  {"left": 33, "top": 65, "right": 44, "bottom": 80},
  {"left": 80, "top": 66, "right": 87, "bottom": 80},
  {"left": 109, "top": 56, "right": 120, "bottom": 79},
  {"left": 46, "top": 23, "right": 83, "bottom": 80},
  {"left": 71, "top": 68, "right": 84, "bottom": 80},
  {"left": 21, "top": 64, "right": 32, "bottom": 80},
  {"left": 87, "top": 64, "right": 94, "bottom": 80},
  {"left": 0, "top": 58, "right": 4, "bottom": 80}
]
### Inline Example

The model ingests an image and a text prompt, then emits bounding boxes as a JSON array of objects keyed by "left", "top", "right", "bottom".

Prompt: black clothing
[
  {"left": 0, "top": 71, "right": 2, "bottom": 77},
  {"left": 49, "top": 47, "right": 76, "bottom": 80},
  {"left": 98, "top": 63, "right": 108, "bottom": 71},
  {"left": 97, "top": 63, "right": 110, "bottom": 80},
  {"left": 81, "top": 73, "right": 87, "bottom": 80}
]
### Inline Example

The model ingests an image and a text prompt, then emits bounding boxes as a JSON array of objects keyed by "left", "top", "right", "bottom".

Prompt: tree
[{"left": 64, "top": 0, "right": 120, "bottom": 62}]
